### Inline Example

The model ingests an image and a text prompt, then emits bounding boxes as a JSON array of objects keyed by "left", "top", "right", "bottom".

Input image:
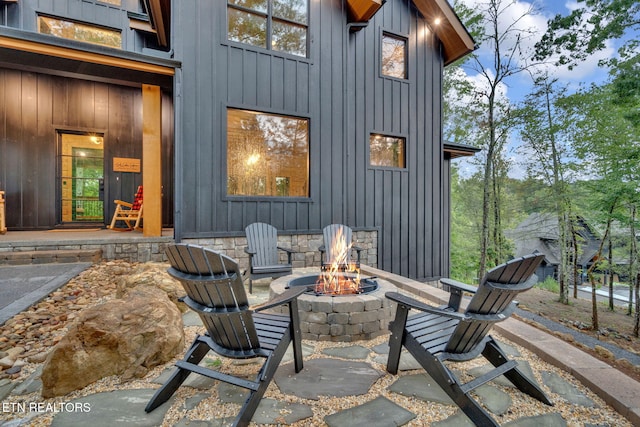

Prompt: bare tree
[{"left": 461, "top": 0, "right": 544, "bottom": 278}]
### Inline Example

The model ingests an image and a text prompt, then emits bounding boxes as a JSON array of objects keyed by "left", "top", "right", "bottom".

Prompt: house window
[
  {"left": 370, "top": 134, "right": 406, "bottom": 168},
  {"left": 381, "top": 33, "right": 407, "bottom": 79},
  {"left": 227, "top": 0, "right": 308, "bottom": 57},
  {"left": 227, "top": 108, "right": 309, "bottom": 197},
  {"left": 38, "top": 16, "right": 122, "bottom": 49}
]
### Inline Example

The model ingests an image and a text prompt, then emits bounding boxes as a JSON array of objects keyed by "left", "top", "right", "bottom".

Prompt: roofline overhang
[
  {"left": 444, "top": 141, "right": 480, "bottom": 158},
  {"left": 0, "top": 28, "right": 177, "bottom": 76},
  {"left": 412, "top": 0, "right": 476, "bottom": 66},
  {"left": 143, "top": 0, "right": 170, "bottom": 47}
]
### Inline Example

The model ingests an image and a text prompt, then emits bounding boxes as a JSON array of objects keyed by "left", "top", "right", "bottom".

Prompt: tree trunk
[
  {"left": 572, "top": 226, "right": 579, "bottom": 299},
  {"left": 634, "top": 272, "right": 639, "bottom": 337},
  {"left": 586, "top": 203, "right": 616, "bottom": 330},
  {"left": 608, "top": 237, "right": 614, "bottom": 311},
  {"left": 629, "top": 204, "right": 636, "bottom": 316}
]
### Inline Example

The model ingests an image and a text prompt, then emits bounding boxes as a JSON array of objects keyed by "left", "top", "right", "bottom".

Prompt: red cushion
[{"left": 131, "top": 186, "right": 143, "bottom": 211}]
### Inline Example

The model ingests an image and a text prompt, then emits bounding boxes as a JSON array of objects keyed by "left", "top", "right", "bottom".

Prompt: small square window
[
  {"left": 370, "top": 134, "right": 406, "bottom": 168},
  {"left": 381, "top": 33, "right": 407, "bottom": 79}
]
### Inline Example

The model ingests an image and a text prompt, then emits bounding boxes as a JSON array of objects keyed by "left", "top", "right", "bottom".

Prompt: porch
[{"left": 0, "top": 229, "right": 175, "bottom": 264}]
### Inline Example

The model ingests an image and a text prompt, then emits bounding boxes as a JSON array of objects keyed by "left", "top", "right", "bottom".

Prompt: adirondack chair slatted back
[
  {"left": 445, "top": 254, "right": 544, "bottom": 355},
  {"left": 323, "top": 224, "right": 353, "bottom": 264},
  {"left": 165, "top": 244, "right": 261, "bottom": 353},
  {"left": 246, "top": 223, "right": 279, "bottom": 267}
]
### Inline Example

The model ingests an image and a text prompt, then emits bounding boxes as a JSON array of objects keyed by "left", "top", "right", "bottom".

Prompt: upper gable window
[
  {"left": 38, "top": 16, "right": 122, "bottom": 49},
  {"left": 227, "top": 0, "right": 308, "bottom": 57},
  {"left": 381, "top": 33, "right": 407, "bottom": 79}
]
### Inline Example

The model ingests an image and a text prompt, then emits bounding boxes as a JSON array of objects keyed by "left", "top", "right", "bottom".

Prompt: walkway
[{"left": 0, "top": 259, "right": 639, "bottom": 425}]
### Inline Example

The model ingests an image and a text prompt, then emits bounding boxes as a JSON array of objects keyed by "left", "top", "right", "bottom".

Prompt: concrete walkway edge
[{"left": 361, "top": 266, "right": 640, "bottom": 427}]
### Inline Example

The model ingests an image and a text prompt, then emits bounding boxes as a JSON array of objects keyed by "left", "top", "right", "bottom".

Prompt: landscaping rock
[
  {"left": 41, "top": 286, "right": 184, "bottom": 397},
  {"left": 116, "top": 262, "right": 187, "bottom": 312}
]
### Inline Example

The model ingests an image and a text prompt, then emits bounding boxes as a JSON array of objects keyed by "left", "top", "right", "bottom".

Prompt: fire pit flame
[{"left": 315, "top": 228, "right": 361, "bottom": 295}]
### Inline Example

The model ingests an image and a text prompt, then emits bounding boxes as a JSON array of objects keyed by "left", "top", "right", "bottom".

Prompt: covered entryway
[{"left": 0, "top": 30, "right": 177, "bottom": 236}]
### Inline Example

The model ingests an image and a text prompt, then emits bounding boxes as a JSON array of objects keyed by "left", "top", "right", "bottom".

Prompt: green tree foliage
[
  {"left": 534, "top": 0, "right": 639, "bottom": 68},
  {"left": 534, "top": 0, "right": 640, "bottom": 128}
]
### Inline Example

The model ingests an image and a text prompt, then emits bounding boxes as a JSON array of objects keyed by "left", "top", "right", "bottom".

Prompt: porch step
[{"left": 0, "top": 249, "right": 103, "bottom": 266}]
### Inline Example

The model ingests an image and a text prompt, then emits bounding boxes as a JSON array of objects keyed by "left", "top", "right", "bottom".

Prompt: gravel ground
[{"left": 0, "top": 261, "right": 634, "bottom": 426}]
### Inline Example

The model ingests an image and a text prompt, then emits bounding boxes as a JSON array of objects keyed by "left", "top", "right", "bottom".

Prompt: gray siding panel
[{"left": 176, "top": 0, "right": 449, "bottom": 279}]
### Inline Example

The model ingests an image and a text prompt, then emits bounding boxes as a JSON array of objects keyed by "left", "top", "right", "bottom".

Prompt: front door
[{"left": 59, "top": 133, "right": 104, "bottom": 225}]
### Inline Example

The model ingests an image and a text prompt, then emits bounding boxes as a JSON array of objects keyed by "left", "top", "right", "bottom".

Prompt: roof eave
[{"left": 412, "top": 0, "right": 476, "bottom": 66}]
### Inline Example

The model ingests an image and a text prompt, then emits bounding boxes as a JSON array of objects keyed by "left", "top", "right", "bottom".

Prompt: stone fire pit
[{"left": 269, "top": 268, "right": 396, "bottom": 342}]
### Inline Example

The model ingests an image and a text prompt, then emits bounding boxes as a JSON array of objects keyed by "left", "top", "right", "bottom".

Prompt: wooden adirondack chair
[
  {"left": 107, "top": 185, "right": 143, "bottom": 231},
  {"left": 385, "top": 254, "right": 552, "bottom": 427},
  {"left": 145, "top": 244, "right": 306, "bottom": 427},
  {"left": 244, "top": 222, "right": 294, "bottom": 293},
  {"left": 318, "top": 224, "right": 362, "bottom": 271}
]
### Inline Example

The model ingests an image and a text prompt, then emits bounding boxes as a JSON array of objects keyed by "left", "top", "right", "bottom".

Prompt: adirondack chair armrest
[
  {"left": 440, "top": 278, "right": 478, "bottom": 294},
  {"left": 465, "top": 303, "right": 516, "bottom": 322},
  {"left": 253, "top": 286, "right": 308, "bottom": 312},
  {"left": 113, "top": 200, "right": 133, "bottom": 208},
  {"left": 244, "top": 246, "right": 257, "bottom": 255},
  {"left": 277, "top": 246, "right": 295, "bottom": 263},
  {"left": 386, "top": 292, "right": 466, "bottom": 320},
  {"left": 440, "top": 278, "right": 478, "bottom": 311}
]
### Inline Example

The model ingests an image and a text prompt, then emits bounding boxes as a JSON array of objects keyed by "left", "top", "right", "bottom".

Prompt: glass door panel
[{"left": 60, "top": 133, "right": 104, "bottom": 223}]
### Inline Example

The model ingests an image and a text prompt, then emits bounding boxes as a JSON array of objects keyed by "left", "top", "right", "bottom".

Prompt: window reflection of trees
[
  {"left": 370, "top": 135, "right": 406, "bottom": 168},
  {"left": 38, "top": 16, "right": 121, "bottom": 49},
  {"left": 382, "top": 34, "right": 406, "bottom": 79},
  {"left": 227, "top": 0, "right": 308, "bottom": 57},
  {"left": 227, "top": 109, "right": 309, "bottom": 197}
]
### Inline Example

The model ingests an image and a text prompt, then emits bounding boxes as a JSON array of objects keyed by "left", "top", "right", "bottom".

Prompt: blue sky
[
  {"left": 452, "top": 0, "right": 629, "bottom": 178},
  {"left": 458, "top": 0, "right": 619, "bottom": 103}
]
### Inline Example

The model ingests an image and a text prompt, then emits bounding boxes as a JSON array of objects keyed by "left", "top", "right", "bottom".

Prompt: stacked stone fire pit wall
[{"left": 269, "top": 268, "right": 396, "bottom": 342}]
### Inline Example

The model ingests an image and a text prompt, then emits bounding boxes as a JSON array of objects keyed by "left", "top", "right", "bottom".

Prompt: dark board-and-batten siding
[
  {"left": 0, "top": 69, "right": 174, "bottom": 228},
  {"left": 175, "top": 0, "right": 448, "bottom": 280}
]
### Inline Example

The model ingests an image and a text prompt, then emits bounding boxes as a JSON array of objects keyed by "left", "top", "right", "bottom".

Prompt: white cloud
[{"left": 457, "top": 0, "right": 616, "bottom": 93}]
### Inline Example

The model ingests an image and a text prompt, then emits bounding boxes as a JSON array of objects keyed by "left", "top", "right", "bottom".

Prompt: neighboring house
[
  {"left": 508, "top": 213, "right": 602, "bottom": 282},
  {"left": 0, "top": 0, "right": 476, "bottom": 281}
]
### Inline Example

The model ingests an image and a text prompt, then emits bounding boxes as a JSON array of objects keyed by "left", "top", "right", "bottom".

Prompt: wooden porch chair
[
  {"left": 107, "top": 185, "right": 143, "bottom": 231},
  {"left": 145, "top": 244, "right": 306, "bottom": 427},
  {"left": 244, "top": 222, "right": 295, "bottom": 293},
  {"left": 318, "top": 224, "right": 362, "bottom": 271},
  {"left": 385, "top": 254, "right": 552, "bottom": 427}
]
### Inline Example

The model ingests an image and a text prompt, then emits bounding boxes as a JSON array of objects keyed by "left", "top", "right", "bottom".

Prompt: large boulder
[
  {"left": 116, "top": 262, "right": 187, "bottom": 312},
  {"left": 41, "top": 286, "right": 184, "bottom": 398}
]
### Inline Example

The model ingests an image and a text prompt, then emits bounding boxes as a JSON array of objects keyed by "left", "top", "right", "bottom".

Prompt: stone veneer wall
[
  {"left": 0, "top": 230, "right": 377, "bottom": 267},
  {"left": 182, "top": 230, "right": 378, "bottom": 274},
  {"left": 0, "top": 237, "right": 174, "bottom": 264}
]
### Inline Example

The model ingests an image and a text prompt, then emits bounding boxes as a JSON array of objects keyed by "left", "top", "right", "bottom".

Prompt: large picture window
[
  {"left": 227, "top": 109, "right": 309, "bottom": 197},
  {"left": 227, "top": 0, "right": 308, "bottom": 57},
  {"left": 370, "top": 134, "right": 406, "bottom": 168}
]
